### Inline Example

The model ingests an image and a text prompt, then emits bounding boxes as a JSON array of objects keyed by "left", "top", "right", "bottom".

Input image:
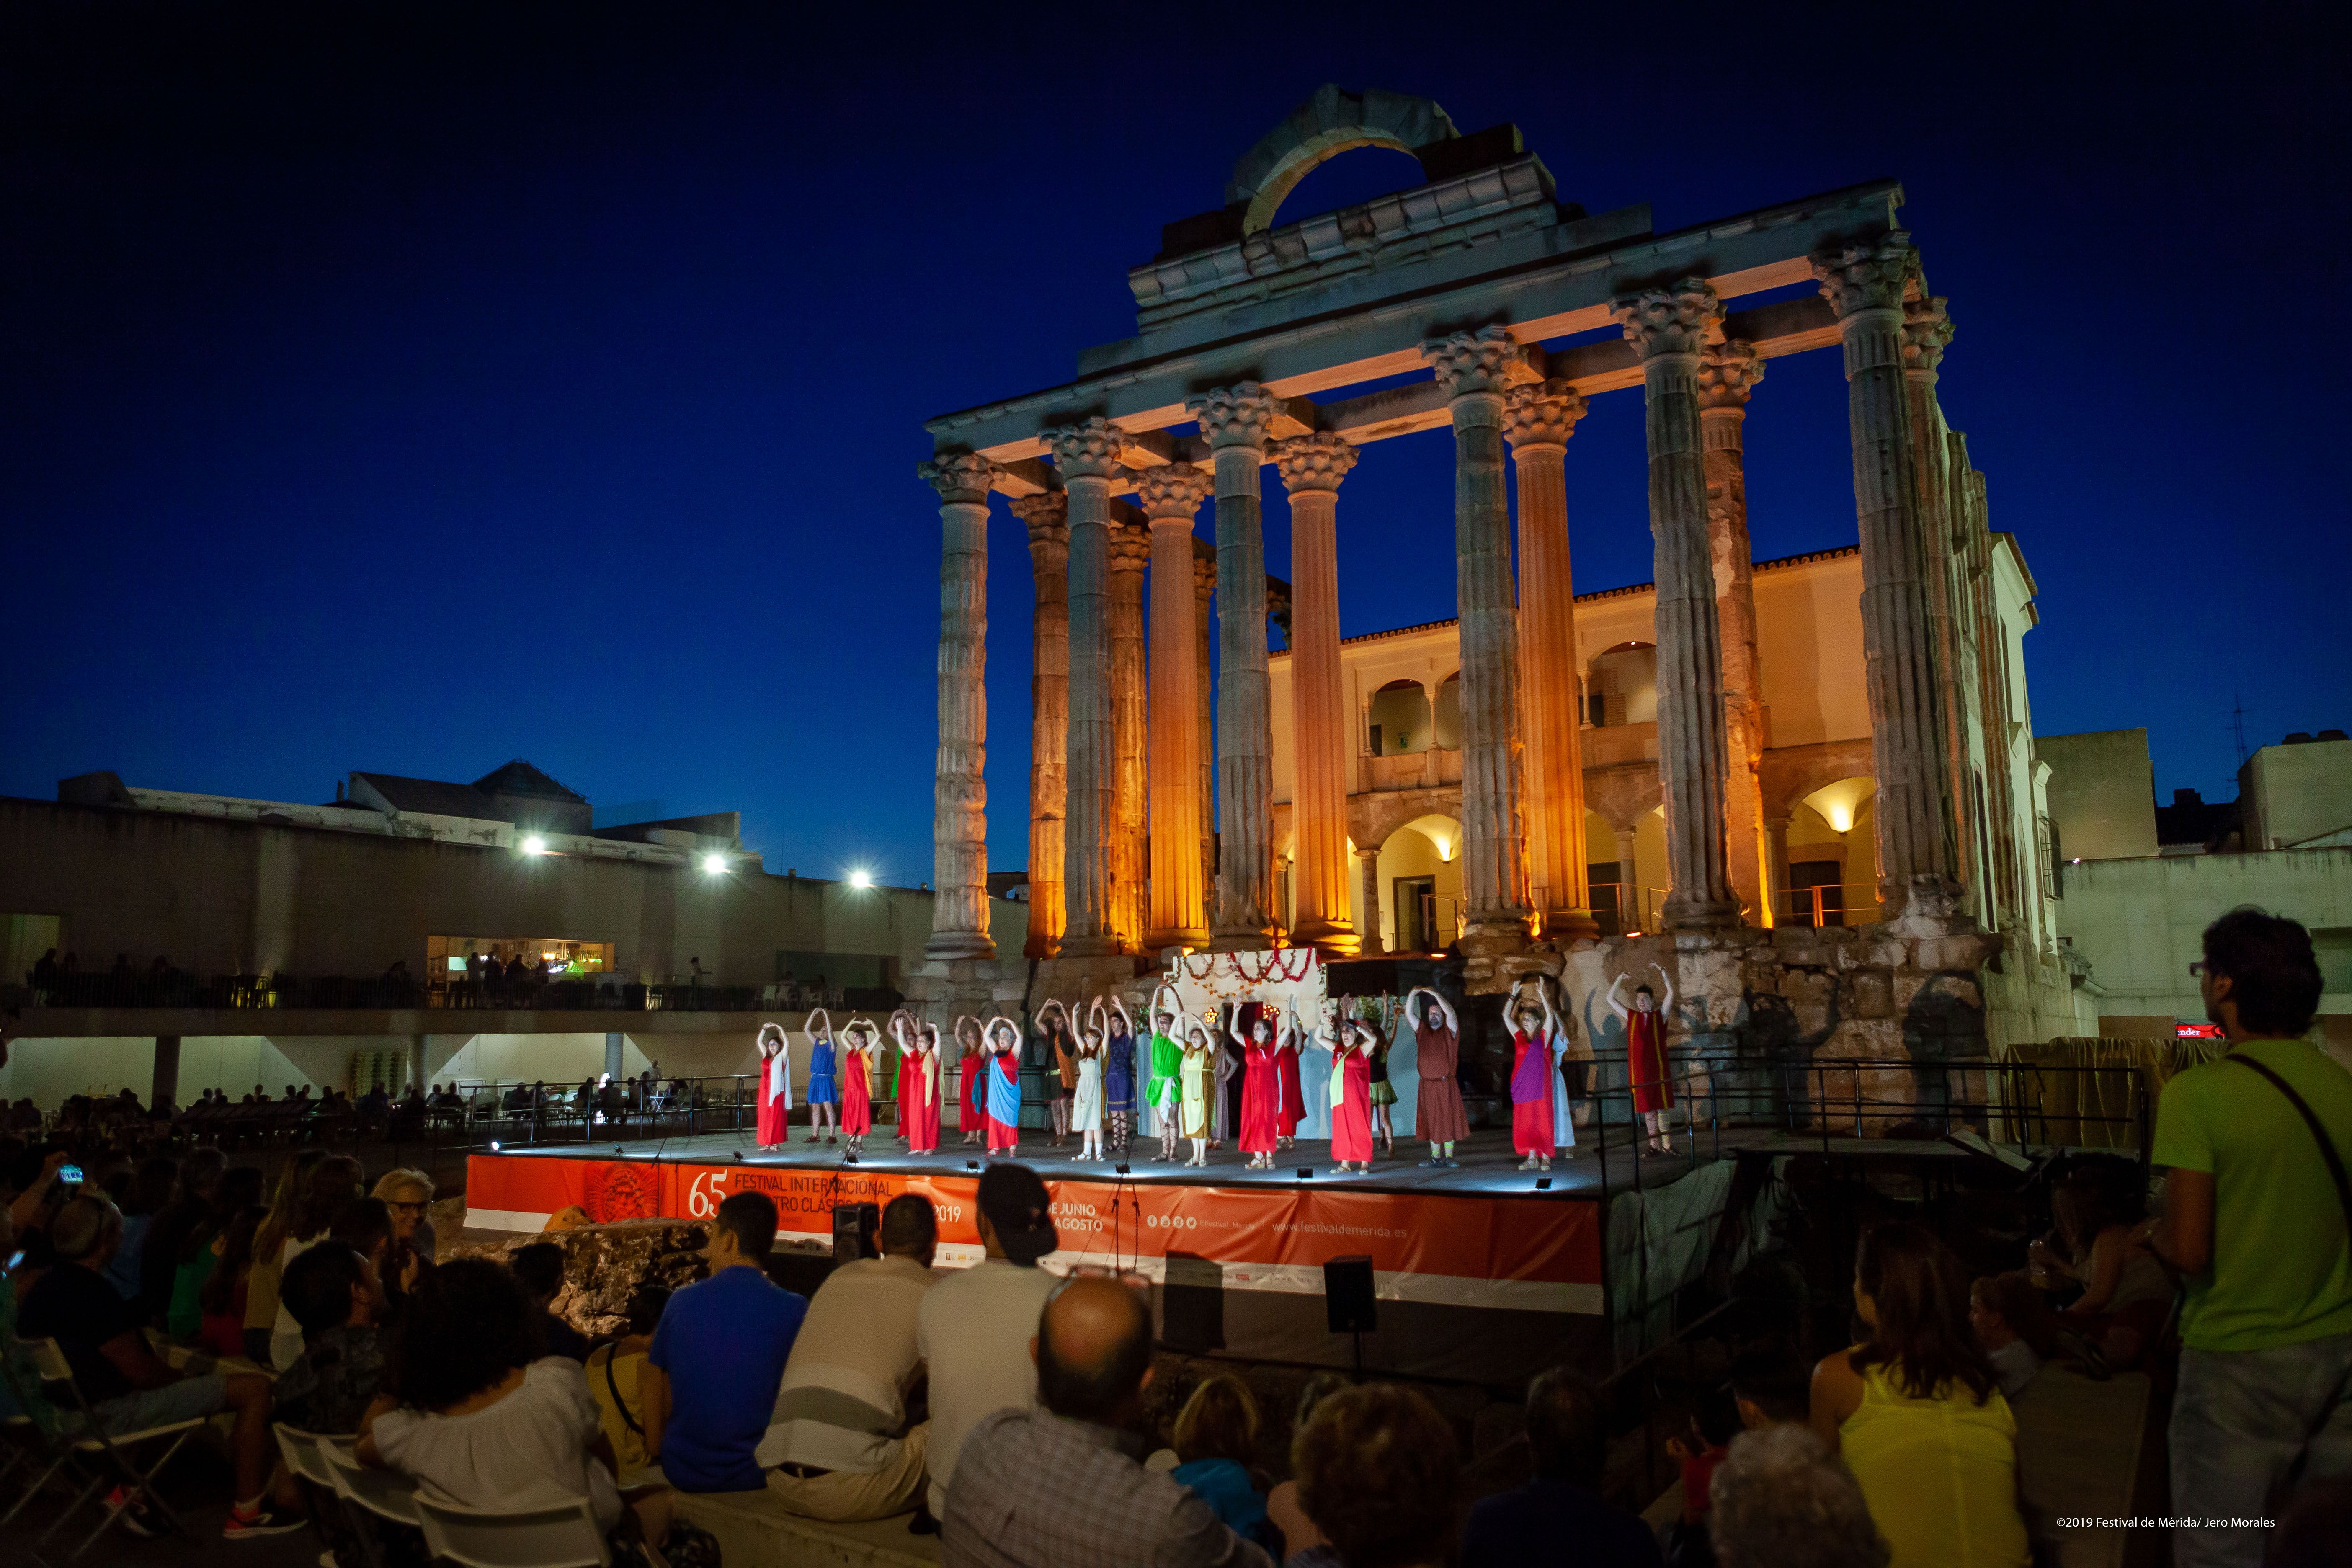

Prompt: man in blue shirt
[
  {"left": 1463, "top": 1366, "right": 1664, "bottom": 1568},
  {"left": 643, "top": 1189, "right": 807, "bottom": 1491}
]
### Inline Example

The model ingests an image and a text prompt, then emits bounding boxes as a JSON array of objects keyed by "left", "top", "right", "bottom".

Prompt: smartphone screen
[
  {"left": 3, "top": 1250, "right": 23, "bottom": 1272},
  {"left": 57, "top": 1164, "right": 84, "bottom": 1186}
]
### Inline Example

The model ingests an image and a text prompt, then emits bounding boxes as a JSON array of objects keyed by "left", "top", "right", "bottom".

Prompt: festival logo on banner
[{"left": 583, "top": 1161, "right": 661, "bottom": 1225}]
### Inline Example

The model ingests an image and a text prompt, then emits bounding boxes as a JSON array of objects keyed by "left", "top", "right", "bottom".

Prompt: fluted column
[
  {"left": 1613, "top": 281, "right": 1737, "bottom": 929},
  {"left": 1697, "top": 340, "right": 1770, "bottom": 925},
  {"left": 1140, "top": 465, "right": 1214, "bottom": 952},
  {"left": 1614, "top": 826, "right": 1640, "bottom": 931},
  {"left": 1010, "top": 492, "right": 1068, "bottom": 958},
  {"left": 1357, "top": 846, "right": 1384, "bottom": 955},
  {"left": 1044, "top": 418, "right": 1126, "bottom": 956},
  {"left": 1185, "top": 384, "right": 1280, "bottom": 950},
  {"left": 1193, "top": 543, "right": 1216, "bottom": 897},
  {"left": 1421, "top": 326, "right": 1531, "bottom": 953},
  {"left": 1815, "top": 234, "right": 1961, "bottom": 926},
  {"left": 1904, "top": 297, "right": 1977, "bottom": 916},
  {"left": 1274, "top": 432, "right": 1360, "bottom": 956},
  {"left": 1505, "top": 379, "right": 1593, "bottom": 941},
  {"left": 917, "top": 452, "right": 999, "bottom": 960},
  {"left": 1108, "top": 511, "right": 1150, "bottom": 950}
]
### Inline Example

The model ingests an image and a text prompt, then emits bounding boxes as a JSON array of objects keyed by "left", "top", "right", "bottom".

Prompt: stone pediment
[{"left": 1129, "top": 152, "right": 1565, "bottom": 335}]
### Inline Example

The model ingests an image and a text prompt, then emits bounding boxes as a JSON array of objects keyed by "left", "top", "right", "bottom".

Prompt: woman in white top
[
  {"left": 271, "top": 1154, "right": 364, "bottom": 1370},
  {"left": 1073, "top": 1001, "right": 1107, "bottom": 1161},
  {"left": 359, "top": 1257, "right": 671, "bottom": 1547}
]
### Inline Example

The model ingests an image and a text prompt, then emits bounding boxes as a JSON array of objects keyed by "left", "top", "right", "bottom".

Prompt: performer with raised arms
[
  {"left": 1366, "top": 1011, "right": 1398, "bottom": 1159},
  {"left": 754, "top": 1022, "right": 794, "bottom": 1150},
  {"left": 983, "top": 1015, "right": 1024, "bottom": 1158},
  {"left": 1146, "top": 984, "right": 1186, "bottom": 1163},
  {"left": 1317, "top": 1001, "right": 1376, "bottom": 1174},
  {"left": 1034, "top": 997, "right": 1078, "bottom": 1147},
  {"left": 1404, "top": 986, "right": 1467, "bottom": 1168},
  {"left": 1506, "top": 976, "right": 1573, "bottom": 1171},
  {"left": 1608, "top": 964, "right": 1678, "bottom": 1155},
  {"left": 802, "top": 1008, "right": 841, "bottom": 1144},
  {"left": 839, "top": 1017, "right": 879, "bottom": 1156},
  {"left": 1073, "top": 1001, "right": 1106, "bottom": 1161},
  {"left": 889, "top": 1011, "right": 942, "bottom": 1155},
  {"left": 954, "top": 1014, "right": 985, "bottom": 1145},
  {"left": 1178, "top": 1013, "right": 1215, "bottom": 1168},
  {"left": 1274, "top": 1006, "right": 1305, "bottom": 1152},
  {"left": 1101, "top": 993, "right": 1137, "bottom": 1157},
  {"left": 1232, "top": 1001, "right": 1282, "bottom": 1171}
]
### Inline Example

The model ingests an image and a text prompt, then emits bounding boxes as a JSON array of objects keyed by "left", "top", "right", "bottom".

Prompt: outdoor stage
[{"left": 466, "top": 1125, "right": 1661, "bottom": 1381}]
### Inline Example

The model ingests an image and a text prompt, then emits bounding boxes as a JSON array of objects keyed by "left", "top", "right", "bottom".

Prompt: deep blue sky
[{"left": 5, "top": 3, "right": 2345, "bottom": 883}]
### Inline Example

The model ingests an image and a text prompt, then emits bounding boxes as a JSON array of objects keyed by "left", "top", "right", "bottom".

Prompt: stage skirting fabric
[{"left": 467, "top": 1153, "right": 1604, "bottom": 1317}]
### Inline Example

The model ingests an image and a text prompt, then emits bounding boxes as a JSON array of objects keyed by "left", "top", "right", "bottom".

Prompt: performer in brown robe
[{"left": 1404, "top": 986, "right": 1469, "bottom": 1167}]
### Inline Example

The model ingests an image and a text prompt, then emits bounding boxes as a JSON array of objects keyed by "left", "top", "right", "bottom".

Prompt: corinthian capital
[
  {"left": 1612, "top": 279, "right": 1722, "bottom": 361},
  {"left": 1185, "top": 383, "right": 1276, "bottom": 452},
  {"left": 1132, "top": 463, "right": 1213, "bottom": 521},
  {"left": 1271, "top": 432, "right": 1358, "bottom": 496},
  {"left": 1813, "top": 232, "right": 1919, "bottom": 320},
  {"left": 1007, "top": 490, "right": 1068, "bottom": 548},
  {"left": 917, "top": 452, "right": 998, "bottom": 505},
  {"left": 1108, "top": 516, "right": 1152, "bottom": 574},
  {"left": 1903, "top": 297, "right": 1955, "bottom": 377},
  {"left": 1420, "top": 325, "right": 1524, "bottom": 400},
  {"left": 1504, "top": 379, "right": 1586, "bottom": 449},
  {"left": 1042, "top": 417, "right": 1128, "bottom": 483},
  {"left": 1695, "top": 341, "right": 1768, "bottom": 412}
]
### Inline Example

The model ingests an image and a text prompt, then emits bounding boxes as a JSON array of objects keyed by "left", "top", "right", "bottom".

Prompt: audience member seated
[
  {"left": 1264, "top": 1372, "right": 1350, "bottom": 1558},
  {"left": 1969, "top": 1274, "right": 2060, "bottom": 1400},
  {"left": 2030, "top": 1168, "right": 2171, "bottom": 1370},
  {"left": 919, "top": 1162, "right": 1062, "bottom": 1519},
  {"left": 1707, "top": 1425, "right": 1889, "bottom": 1568},
  {"left": 193, "top": 1202, "right": 268, "bottom": 1358},
  {"left": 1664, "top": 1385, "right": 1743, "bottom": 1565},
  {"left": 271, "top": 1154, "right": 364, "bottom": 1370},
  {"left": 1168, "top": 1374, "right": 1279, "bottom": 1553},
  {"left": 1291, "top": 1382, "right": 1458, "bottom": 1568},
  {"left": 1729, "top": 1347, "right": 1813, "bottom": 1433},
  {"left": 513, "top": 1241, "right": 591, "bottom": 1361},
  {"left": 19, "top": 1195, "right": 300, "bottom": 1538},
  {"left": 1810, "top": 1223, "right": 2029, "bottom": 1568},
  {"left": 359, "top": 1256, "right": 671, "bottom": 1547},
  {"left": 643, "top": 1191, "right": 807, "bottom": 1492},
  {"left": 588, "top": 1285, "right": 671, "bottom": 1482},
  {"left": 1463, "top": 1366, "right": 1661, "bottom": 1568},
  {"left": 944, "top": 1274, "right": 1270, "bottom": 1568},
  {"left": 103, "top": 1154, "right": 178, "bottom": 1303},
  {"left": 761, "top": 1193, "right": 939, "bottom": 1522},
  {"left": 140, "top": 1147, "right": 225, "bottom": 1326},
  {"left": 273, "top": 1238, "right": 386, "bottom": 1435},
  {"left": 245, "top": 1149, "right": 322, "bottom": 1364},
  {"left": 166, "top": 1165, "right": 264, "bottom": 1346},
  {"left": 371, "top": 1167, "right": 436, "bottom": 1313}
]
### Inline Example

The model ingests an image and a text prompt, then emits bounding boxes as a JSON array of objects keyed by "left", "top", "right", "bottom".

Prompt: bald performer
[{"left": 942, "top": 1275, "right": 1272, "bottom": 1568}]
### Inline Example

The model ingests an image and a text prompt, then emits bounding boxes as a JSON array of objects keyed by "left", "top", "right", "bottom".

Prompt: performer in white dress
[{"left": 1073, "top": 1003, "right": 1106, "bottom": 1161}]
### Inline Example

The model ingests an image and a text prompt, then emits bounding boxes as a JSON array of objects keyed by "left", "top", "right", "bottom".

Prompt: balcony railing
[
  {"left": 1771, "top": 882, "right": 1878, "bottom": 928},
  {"left": 15, "top": 972, "right": 900, "bottom": 1014}
]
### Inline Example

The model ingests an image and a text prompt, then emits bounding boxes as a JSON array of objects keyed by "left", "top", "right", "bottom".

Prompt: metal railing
[
  {"left": 1769, "top": 882, "right": 1879, "bottom": 928},
  {"left": 17, "top": 972, "right": 894, "bottom": 1014}
]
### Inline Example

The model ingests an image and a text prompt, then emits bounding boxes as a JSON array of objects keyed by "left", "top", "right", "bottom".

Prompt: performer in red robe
[
  {"left": 956, "top": 1015, "right": 985, "bottom": 1145},
  {"left": 1324, "top": 1014, "right": 1375, "bottom": 1171},
  {"left": 1609, "top": 965, "right": 1679, "bottom": 1155},
  {"left": 839, "top": 1022, "right": 875, "bottom": 1153},
  {"left": 754, "top": 1023, "right": 793, "bottom": 1149},
  {"left": 1234, "top": 1004, "right": 1281, "bottom": 1168},
  {"left": 1406, "top": 987, "right": 1470, "bottom": 1166},
  {"left": 904, "top": 1023, "right": 941, "bottom": 1155},
  {"left": 1275, "top": 1028, "right": 1305, "bottom": 1149},
  {"left": 983, "top": 1018, "right": 1024, "bottom": 1157},
  {"left": 1507, "top": 977, "right": 1561, "bottom": 1170}
]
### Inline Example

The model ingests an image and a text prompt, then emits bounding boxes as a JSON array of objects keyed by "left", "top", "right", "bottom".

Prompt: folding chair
[
  {"left": 412, "top": 1493, "right": 612, "bottom": 1568},
  {"left": 10, "top": 1336, "right": 205, "bottom": 1559},
  {"left": 318, "top": 1438, "right": 423, "bottom": 1568}
]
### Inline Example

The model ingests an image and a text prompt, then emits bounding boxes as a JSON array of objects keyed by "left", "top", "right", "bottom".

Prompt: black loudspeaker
[
  {"left": 1324, "top": 1254, "right": 1377, "bottom": 1334},
  {"left": 1161, "top": 1251, "right": 1225, "bottom": 1352},
  {"left": 832, "top": 1202, "right": 879, "bottom": 1261}
]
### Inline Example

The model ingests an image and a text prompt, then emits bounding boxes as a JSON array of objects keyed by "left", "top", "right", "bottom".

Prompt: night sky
[{"left": 6, "top": 3, "right": 2346, "bottom": 885}]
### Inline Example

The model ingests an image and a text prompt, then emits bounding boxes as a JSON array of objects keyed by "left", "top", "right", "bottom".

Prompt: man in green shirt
[{"left": 2148, "top": 908, "right": 2351, "bottom": 1568}]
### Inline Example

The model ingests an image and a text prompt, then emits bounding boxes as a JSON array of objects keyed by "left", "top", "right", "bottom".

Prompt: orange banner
[{"left": 467, "top": 1152, "right": 1603, "bottom": 1315}]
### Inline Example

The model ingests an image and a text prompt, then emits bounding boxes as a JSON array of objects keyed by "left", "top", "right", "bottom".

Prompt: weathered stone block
[{"left": 1849, "top": 968, "right": 1894, "bottom": 1019}]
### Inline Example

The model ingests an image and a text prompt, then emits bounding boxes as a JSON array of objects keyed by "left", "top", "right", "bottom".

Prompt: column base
[
  {"left": 1661, "top": 895, "right": 1742, "bottom": 933},
  {"left": 1209, "top": 927, "right": 1283, "bottom": 954},
  {"left": 923, "top": 931, "right": 998, "bottom": 962},
  {"left": 1540, "top": 908, "right": 1601, "bottom": 945},
  {"left": 1022, "top": 934, "right": 1062, "bottom": 960},
  {"left": 1144, "top": 927, "right": 1211, "bottom": 958},
  {"left": 1457, "top": 916, "right": 1532, "bottom": 994},
  {"left": 1056, "top": 933, "right": 1129, "bottom": 959},
  {"left": 1035, "top": 953, "right": 1151, "bottom": 997},
  {"left": 1289, "top": 918, "right": 1360, "bottom": 959}
]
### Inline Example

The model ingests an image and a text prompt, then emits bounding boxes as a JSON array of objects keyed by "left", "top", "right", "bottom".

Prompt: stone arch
[{"left": 1227, "top": 84, "right": 1459, "bottom": 235}]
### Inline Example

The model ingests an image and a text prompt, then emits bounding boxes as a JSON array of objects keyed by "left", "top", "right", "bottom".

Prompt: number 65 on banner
[{"left": 687, "top": 1170, "right": 730, "bottom": 1217}]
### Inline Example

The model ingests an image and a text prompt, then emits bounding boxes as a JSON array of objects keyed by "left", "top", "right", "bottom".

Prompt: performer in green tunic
[{"left": 1146, "top": 983, "right": 1187, "bottom": 1163}]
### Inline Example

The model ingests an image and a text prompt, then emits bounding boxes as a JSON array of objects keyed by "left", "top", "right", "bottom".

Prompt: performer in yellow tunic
[{"left": 1178, "top": 1019, "right": 1213, "bottom": 1167}]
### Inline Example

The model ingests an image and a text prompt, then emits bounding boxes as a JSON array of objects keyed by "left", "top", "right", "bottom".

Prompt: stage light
[
  {"left": 849, "top": 869, "right": 872, "bottom": 889},
  {"left": 1114, "top": 1163, "right": 1130, "bottom": 1176},
  {"left": 488, "top": 1140, "right": 501, "bottom": 1152},
  {"left": 702, "top": 854, "right": 728, "bottom": 874},
  {"left": 730, "top": 1150, "right": 743, "bottom": 1163},
  {"left": 613, "top": 1146, "right": 624, "bottom": 1156},
  {"left": 845, "top": 1153, "right": 860, "bottom": 1165},
  {"left": 1296, "top": 1167, "right": 1313, "bottom": 1180},
  {"left": 521, "top": 836, "right": 548, "bottom": 856},
  {"left": 1534, "top": 1177, "right": 1553, "bottom": 1191},
  {"left": 966, "top": 1160, "right": 980, "bottom": 1173}
]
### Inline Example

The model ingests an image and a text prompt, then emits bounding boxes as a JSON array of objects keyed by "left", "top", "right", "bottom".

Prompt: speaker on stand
[
  {"left": 831, "top": 1202, "right": 880, "bottom": 1261},
  {"left": 1324, "top": 1254, "right": 1376, "bottom": 1378}
]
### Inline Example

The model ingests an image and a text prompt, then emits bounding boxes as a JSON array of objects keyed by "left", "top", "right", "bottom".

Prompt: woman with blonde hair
[
  {"left": 371, "top": 1168, "right": 436, "bottom": 1313},
  {"left": 243, "top": 1150, "right": 322, "bottom": 1363},
  {"left": 1170, "top": 1374, "right": 1276, "bottom": 1549}
]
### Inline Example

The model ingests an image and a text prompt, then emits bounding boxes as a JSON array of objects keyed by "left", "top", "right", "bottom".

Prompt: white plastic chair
[
  {"left": 318, "top": 1436, "right": 423, "bottom": 1526},
  {"left": 272, "top": 1422, "right": 344, "bottom": 1493},
  {"left": 9, "top": 1336, "right": 207, "bottom": 1558},
  {"left": 413, "top": 1493, "right": 614, "bottom": 1568}
]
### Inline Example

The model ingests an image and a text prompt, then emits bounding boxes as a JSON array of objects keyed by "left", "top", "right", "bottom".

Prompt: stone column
[
  {"left": 1904, "top": 297, "right": 1977, "bottom": 912},
  {"left": 1614, "top": 826, "right": 1640, "bottom": 930},
  {"left": 1043, "top": 418, "right": 1126, "bottom": 956},
  {"left": 1612, "top": 281, "right": 1738, "bottom": 930},
  {"left": 604, "top": 1031, "right": 624, "bottom": 1080},
  {"left": 1274, "top": 432, "right": 1361, "bottom": 956},
  {"left": 1766, "top": 817, "right": 1793, "bottom": 924},
  {"left": 1185, "top": 384, "right": 1280, "bottom": 949},
  {"left": 1697, "top": 340, "right": 1771, "bottom": 924},
  {"left": 152, "top": 1035, "right": 181, "bottom": 1112},
  {"left": 1505, "top": 379, "right": 1593, "bottom": 941},
  {"left": 1193, "top": 543, "right": 1217, "bottom": 898},
  {"left": 1357, "top": 846, "right": 1384, "bottom": 956},
  {"left": 1108, "top": 510, "right": 1151, "bottom": 950},
  {"left": 409, "top": 1033, "right": 429, "bottom": 1093},
  {"left": 1140, "top": 465, "right": 1214, "bottom": 952},
  {"left": 1010, "top": 491, "right": 1069, "bottom": 958},
  {"left": 1815, "top": 235, "right": 1961, "bottom": 926},
  {"left": 1421, "top": 326, "right": 1532, "bottom": 960},
  {"left": 917, "top": 452, "right": 999, "bottom": 960}
]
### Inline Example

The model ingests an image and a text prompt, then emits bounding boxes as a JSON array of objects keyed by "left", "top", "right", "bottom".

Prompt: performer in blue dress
[
  {"left": 802, "top": 1007, "right": 841, "bottom": 1144},
  {"left": 1099, "top": 993, "right": 1138, "bottom": 1155}
]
